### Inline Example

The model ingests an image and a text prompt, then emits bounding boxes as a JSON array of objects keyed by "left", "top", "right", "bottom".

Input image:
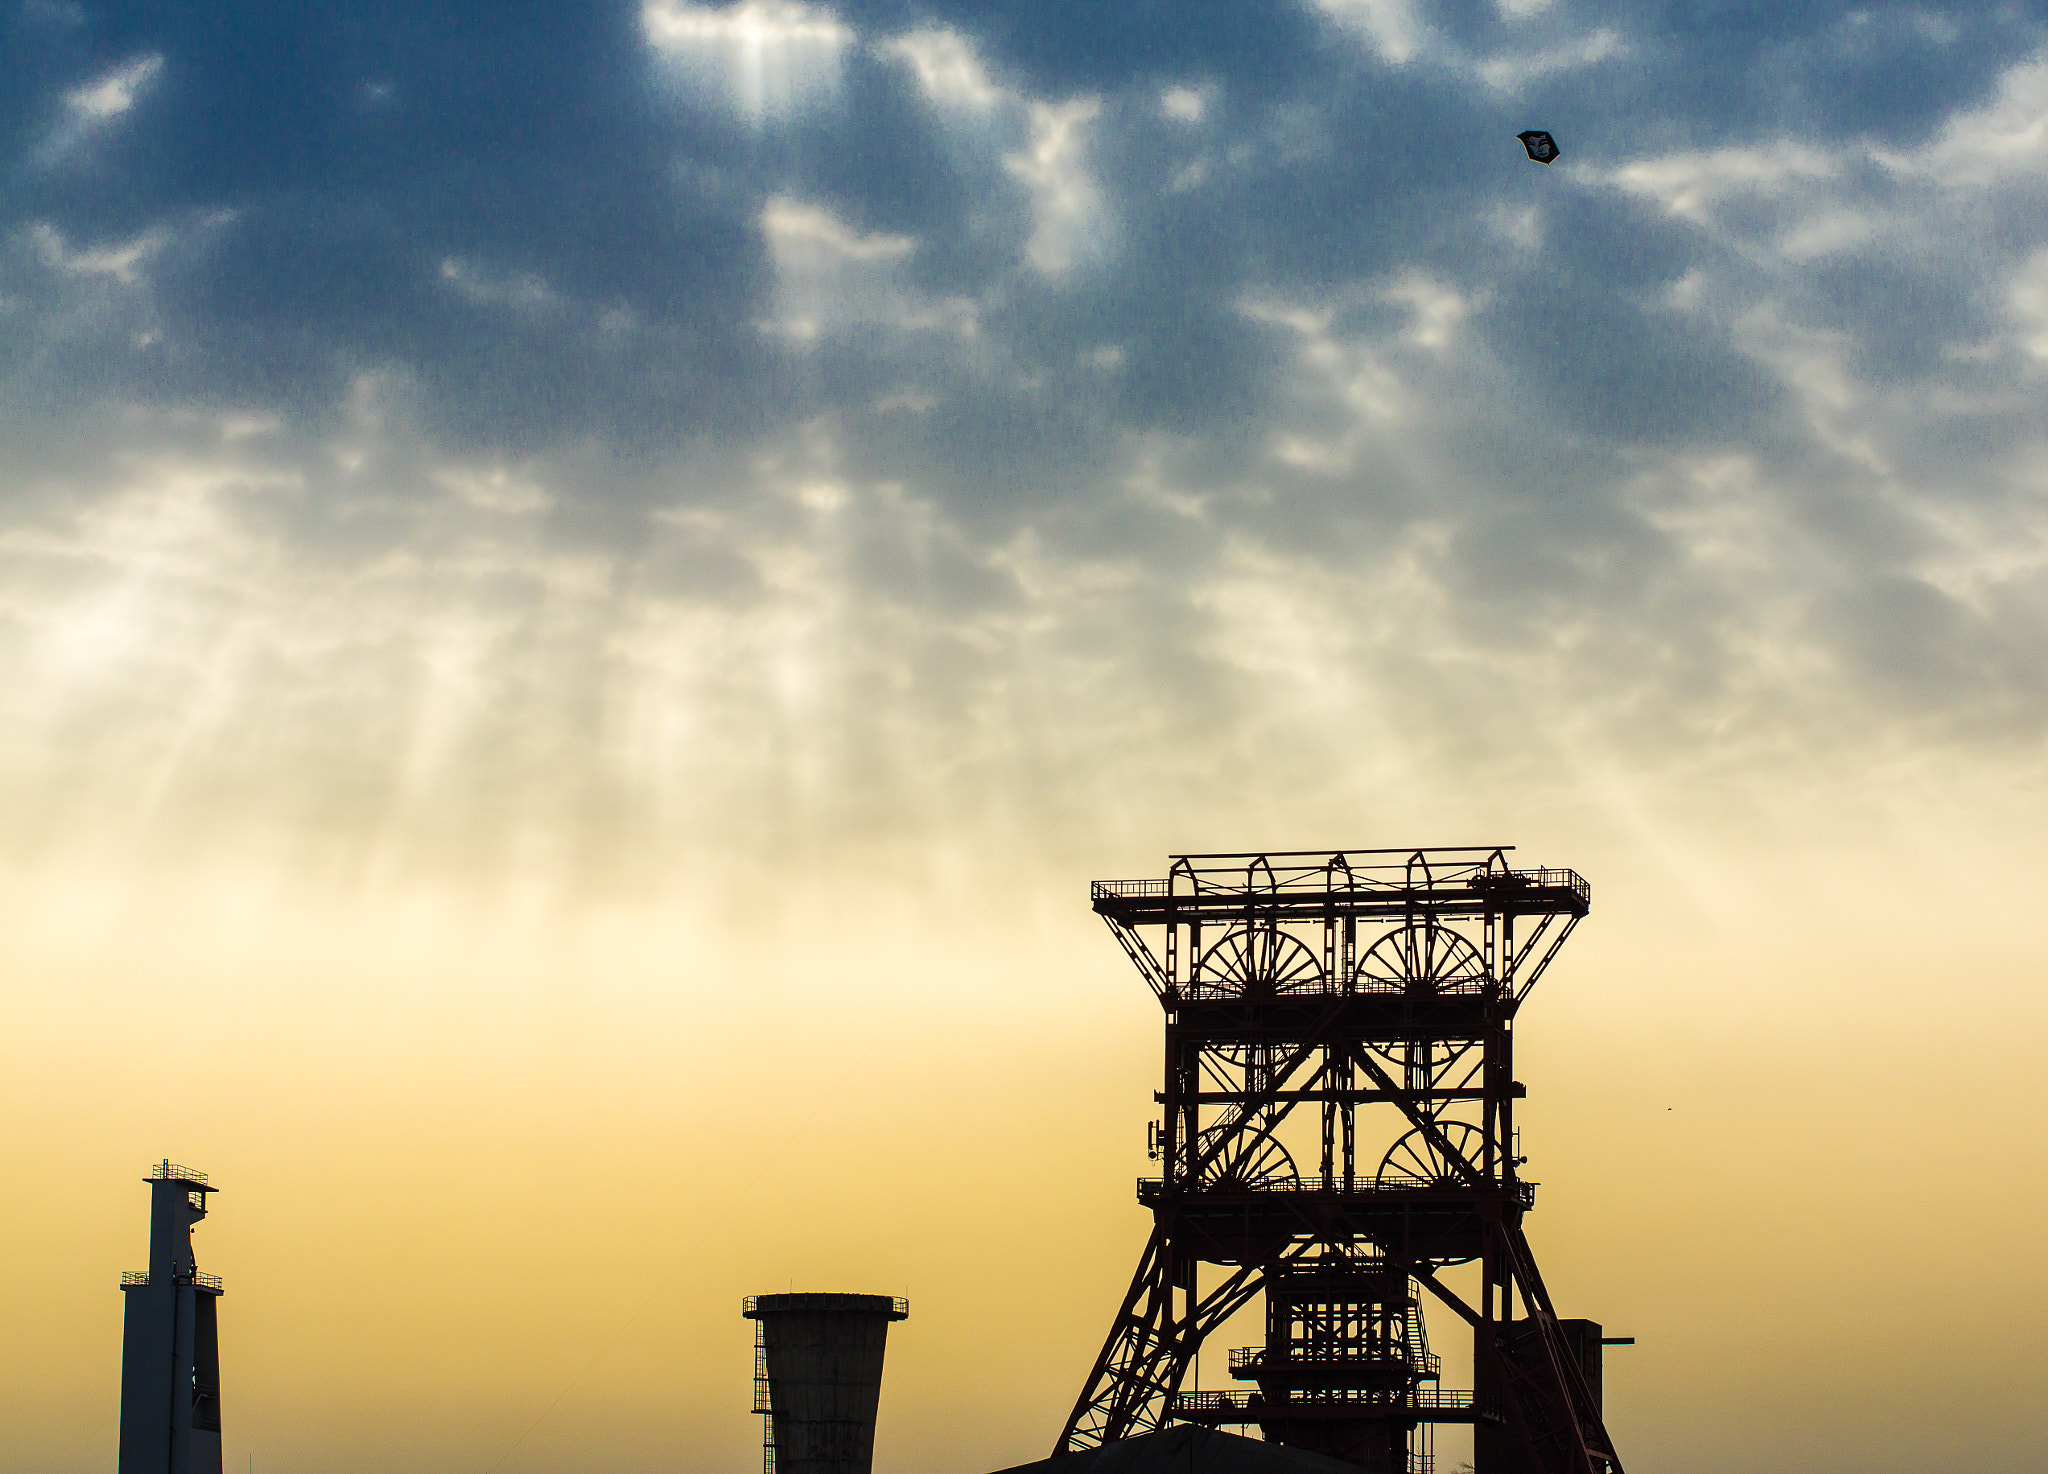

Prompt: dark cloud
[
  {"left": 7, "top": 0, "right": 2048, "bottom": 783},
  {"left": 9, "top": 0, "right": 2031, "bottom": 459}
]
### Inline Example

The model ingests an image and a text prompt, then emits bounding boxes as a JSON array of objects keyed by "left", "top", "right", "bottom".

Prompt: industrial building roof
[{"left": 990, "top": 1426, "right": 1370, "bottom": 1474}]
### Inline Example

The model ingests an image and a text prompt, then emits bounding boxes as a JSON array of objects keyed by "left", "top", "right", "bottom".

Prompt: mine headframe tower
[{"left": 1055, "top": 848, "right": 1620, "bottom": 1474}]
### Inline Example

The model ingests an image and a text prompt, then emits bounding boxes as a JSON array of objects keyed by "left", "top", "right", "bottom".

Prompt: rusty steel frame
[{"left": 1054, "top": 848, "right": 1621, "bottom": 1474}]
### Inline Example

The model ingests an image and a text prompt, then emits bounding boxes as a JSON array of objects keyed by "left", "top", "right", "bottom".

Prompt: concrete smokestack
[{"left": 744, "top": 1293, "right": 909, "bottom": 1474}]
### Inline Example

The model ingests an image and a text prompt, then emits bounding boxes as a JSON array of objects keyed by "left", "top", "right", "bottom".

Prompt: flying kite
[{"left": 1517, "top": 129, "right": 1559, "bottom": 164}]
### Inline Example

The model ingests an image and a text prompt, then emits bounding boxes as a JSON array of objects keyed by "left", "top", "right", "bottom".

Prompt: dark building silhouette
[
  {"left": 1475, "top": 1321, "right": 1610, "bottom": 1474},
  {"left": 1057, "top": 848, "right": 1623, "bottom": 1474},
  {"left": 745, "top": 1293, "right": 908, "bottom": 1474},
  {"left": 118, "top": 1161, "right": 223, "bottom": 1474},
  {"left": 998, "top": 1423, "right": 1372, "bottom": 1474}
]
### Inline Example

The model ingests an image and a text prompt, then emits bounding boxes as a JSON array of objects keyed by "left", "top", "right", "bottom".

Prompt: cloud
[
  {"left": 1005, "top": 98, "right": 1105, "bottom": 277},
  {"left": 6, "top": 3, "right": 2048, "bottom": 893},
  {"left": 30, "top": 221, "right": 161, "bottom": 283},
  {"left": 34, "top": 53, "right": 164, "bottom": 166},
  {"left": 1474, "top": 27, "right": 1624, "bottom": 92},
  {"left": 65, "top": 53, "right": 162, "bottom": 120},
  {"left": 760, "top": 197, "right": 916, "bottom": 262},
  {"left": 642, "top": 0, "right": 853, "bottom": 123},
  {"left": 1312, "top": 0, "right": 1426, "bottom": 66},
  {"left": 884, "top": 29, "right": 1001, "bottom": 112}
]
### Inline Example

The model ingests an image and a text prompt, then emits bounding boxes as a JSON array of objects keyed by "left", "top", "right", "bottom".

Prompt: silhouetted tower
[
  {"left": 746, "top": 1293, "right": 909, "bottom": 1474},
  {"left": 119, "top": 1162, "right": 224, "bottom": 1474},
  {"left": 1056, "top": 849, "right": 1622, "bottom": 1474}
]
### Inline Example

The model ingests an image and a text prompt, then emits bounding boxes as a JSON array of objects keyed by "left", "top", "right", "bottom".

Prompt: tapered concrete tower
[
  {"left": 745, "top": 1294, "right": 908, "bottom": 1474},
  {"left": 118, "top": 1162, "right": 224, "bottom": 1474}
]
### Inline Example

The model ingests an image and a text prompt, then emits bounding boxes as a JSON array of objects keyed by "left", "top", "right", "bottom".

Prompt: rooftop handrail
[
  {"left": 121, "top": 1270, "right": 149, "bottom": 1287},
  {"left": 150, "top": 1161, "right": 208, "bottom": 1185},
  {"left": 1094, "top": 863, "right": 1586, "bottom": 905},
  {"left": 1139, "top": 1173, "right": 1535, "bottom": 1202},
  {"left": 742, "top": 1292, "right": 910, "bottom": 1318}
]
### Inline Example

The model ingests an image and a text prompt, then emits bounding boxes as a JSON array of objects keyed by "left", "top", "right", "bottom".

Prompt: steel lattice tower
[{"left": 1055, "top": 848, "right": 1622, "bottom": 1474}]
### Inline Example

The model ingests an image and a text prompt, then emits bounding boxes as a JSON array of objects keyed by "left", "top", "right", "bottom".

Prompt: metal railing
[
  {"left": 1175, "top": 975, "right": 1506, "bottom": 1000},
  {"left": 1094, "top": 878, "right": 1170, "bottom": 898},
  {"left": 1172, "top": 1388, "right": 1495, "bottom": 1418},
  {"left": 1093, "top": 862, "right": 1587, "bottom": 906},
  {"left": 119, "top": 1270, "right": 223, "bottom": 1291},
  {"left": 150, "top": 1161, "right": 208, "bottom": 1185},
  {"left": 1139, "top": 1174, "right": 1536, "bottom": 1207},
  {"left": 1515, "top": 868, "right": 1590, "bottom": 905},
  {"left": 741, "top": 1294, "right": 909, "bottom": 1318},
  {"left": 1229, "top": 1346, "right": 1442, "bottom": 1380}
]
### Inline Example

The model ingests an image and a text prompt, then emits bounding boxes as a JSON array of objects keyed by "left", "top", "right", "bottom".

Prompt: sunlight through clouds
[{"left": 641, "top": 0, "right": 852, "bottom": 123}]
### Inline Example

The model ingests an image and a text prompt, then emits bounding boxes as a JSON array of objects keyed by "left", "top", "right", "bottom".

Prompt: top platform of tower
[
  {"left": 146, "top": 1160, "right": 217, "bottom": 1191},
  {"left": 1090, "top": 847, "right": 1590, "bottom": 926}
]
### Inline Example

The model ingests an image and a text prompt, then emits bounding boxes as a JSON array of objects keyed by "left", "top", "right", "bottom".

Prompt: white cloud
[
  {"left": 35, "top": 53, "right": 163, "bottom": 167},
  {"left": 30, "top": 222, "right": 160, "bottom": 284},
  {"left": 1312, "top": 0, "right": 1424, "bottom": 65},
  {"left": 66, "top": 54, "right": 162, "bottom": 121},
  {"left": 438, "top": 257, "right": 560, "bottom": 313},
  {"left": 1161, "top": 86, "right": 1207, "bottom": 124},
  {"left": 1382, "top": 273, "right": 1471, "bottom": 350},
  {"left": 1605, "top": 141, "right": 1840, "bottom": 222},
  {"left": 883, "top": 29, "right": 1000, "bottom": 111},
  {"left": 1777, "top": 209, "right": 1875, "bottom": 260},
  {"left": 433, "top": 467, "right": 554, "bottom": 515},
  {"left": 755, "top": 198, "right": 970, "bottom": 343},
  {"left": 1006, "top": 98, "right": 1105, "bottom": 277},
  {"left": 760, "top": 198, "right": 917, "bottom": 264},
  {"left": 1475, "top": 28, "right": 1624, "bottom": 92},
  {"left": 642, "top": 0, "right": 852, "bottom": 123},
  {"left": 1884, "top": 58, "right": 2048, "bottom": 187}
]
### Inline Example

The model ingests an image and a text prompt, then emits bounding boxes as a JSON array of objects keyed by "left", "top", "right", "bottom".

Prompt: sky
[{"left": 5, "top": 1, "right": 2048, "bottom": 1471}]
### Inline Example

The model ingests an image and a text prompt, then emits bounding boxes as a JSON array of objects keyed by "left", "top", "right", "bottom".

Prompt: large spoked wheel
[
  {"left": 1193, "top": 924, "right": 1326, "bottom": 999},
  {"left": 1377, "top": 1120, "right": 1488, "bottom": 1184},
  {"left": 1354, "top": 922, "right": 1489, "bottom": 995},
  {"left": 1195, "top": 1124, "right": 1299, "bottom": 1191}
]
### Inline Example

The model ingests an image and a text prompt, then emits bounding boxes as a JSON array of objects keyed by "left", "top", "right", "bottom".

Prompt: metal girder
[
  {"left": 1056, "top": 1227, "right": 1269, "bottom": 1451},
  {"left": 1343, "top": 1042, "right": 1492, "bottom": 1192},
  {"left": 1511, "top": 914, "right": 1581, "bottom": 1005},
  {"left": 1101, "top": 914, "right": 1170, "bottom": 999}
]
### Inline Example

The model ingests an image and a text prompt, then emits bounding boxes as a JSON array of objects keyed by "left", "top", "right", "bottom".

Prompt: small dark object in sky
[{"left": 1518, "top": 129, "right": 1560, "bottom": 164}]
